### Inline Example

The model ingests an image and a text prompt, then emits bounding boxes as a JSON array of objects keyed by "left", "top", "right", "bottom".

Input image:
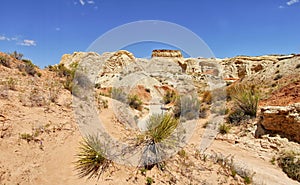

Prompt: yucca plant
[
  {"left": 137, "top": 114, "right": 179, "bottom": 169},
  {"left": 230, "top": 84, "right": 259, "bottom": 117},
  {"left": 145, "top": 114, "right": 179, "bottom": 144},
  {"left": 74, "top": 135, "right": 112, "bottom": 179}
]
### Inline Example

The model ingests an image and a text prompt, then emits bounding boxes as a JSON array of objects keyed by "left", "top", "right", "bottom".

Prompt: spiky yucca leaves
[
  {"left": 137, "top": 114, "right": 179, "bottom": 169},
  {"left": 74, "top": 135, "right": 112, "bottom": 179},
  {"left": 145, "top": 114, "right": 179, "bottom": 144},
  {"left": 230, "top": 84, "right": 260, "bottom": 117}
]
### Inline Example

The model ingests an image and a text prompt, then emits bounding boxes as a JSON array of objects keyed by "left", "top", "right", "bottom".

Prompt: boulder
[{"left": 256, "top": 103, "right": 300, "bottom": 143}]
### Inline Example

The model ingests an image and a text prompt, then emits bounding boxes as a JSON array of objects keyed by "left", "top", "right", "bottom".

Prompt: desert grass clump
[
  {"left": 19, "top": 133, "right": 34, "bottom": 142},
  {"left": 230, "top": 84, "right": 259, "bottom": 118},
  {"left": 5, "top": 77, "right": 17, "bottom": 90},
  {"left": 201, "top": 90, "right": 212, "bottom": 104},
  {"left": 47, "top": 63, "right": 78, "bottom": 92},
  {"left": 128, "top": 94, "right": 143, "bottom": 111},
  {"left": 74, "top": 135, "right": 112, "bottom": 179},
  {"left": 277, "top": 151, "right": 300, "bottom": 182},
  {"left": 227, "top": 108, "right": 246, "bottom": 125},
  {"left": 0, "top": 55, "right": 11, "bottom": 68},
  {"left": 173, "top": 95, "right": 200, "bottom": 120},
  {"left": 17, "top": 59, "right": 38, "bottom": 76},
  {"left": 29, "top": 87, "right": 46, "bottom": 107},
  {"left": 218, "top": 123, "right": 231, "bottom": 135},
  {"left": 23, "top": 59, "right": 37, "bottom": 75},
  {"left": 163, "top": 90, "right": 177, "bottom": 104},
  {"left": 177, "top": 149, "right": 187, "bottom": 158},
  {"left": 110, "top": 87, "right": 127, "bottom": 102},
  {"left": 146, "top": 177, "right": 154, "bottom": 185}
]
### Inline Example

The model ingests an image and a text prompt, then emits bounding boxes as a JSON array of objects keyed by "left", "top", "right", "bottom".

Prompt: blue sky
[{"left": 0, "top": 0, "right": 300, "bottom": 67}]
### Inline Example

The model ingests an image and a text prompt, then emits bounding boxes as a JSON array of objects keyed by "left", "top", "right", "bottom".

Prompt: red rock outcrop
[
  {"left": 256, "top": 103, "right": 300, "bottom": 143},
  {"left": 151, "top": 49, "right": 183, "bottom": 58}
]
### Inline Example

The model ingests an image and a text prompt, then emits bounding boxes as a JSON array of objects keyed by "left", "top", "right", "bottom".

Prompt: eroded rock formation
[
  {"left": 103, "top": 50, "right": 135, "bottom": 73},
  {"left": 151, "top": 49, "right": 183, "bottom": 58},
  {"left": 256, "top": 103, "right": 300, "bottom": 143}
]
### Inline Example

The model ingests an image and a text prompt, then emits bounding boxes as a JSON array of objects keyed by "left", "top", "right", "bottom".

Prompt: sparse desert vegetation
[
  {"left": 0, "top": 50, "right": 300, "bottom": 185},
  {"left": 277, "top": 151, "right": 300, "bottom": 182}
]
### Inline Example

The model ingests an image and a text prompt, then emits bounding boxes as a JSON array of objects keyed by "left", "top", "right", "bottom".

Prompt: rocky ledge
[{"left": 256, "top": 103, "right": 300, "bottom": 143}]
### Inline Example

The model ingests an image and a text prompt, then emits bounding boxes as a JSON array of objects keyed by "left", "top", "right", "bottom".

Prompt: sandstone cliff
[{"left": 151, "top": 49, "right": 183, "bottom": 58}]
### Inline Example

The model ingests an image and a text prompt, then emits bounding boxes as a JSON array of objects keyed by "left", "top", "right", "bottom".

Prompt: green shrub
[
  {"left": 230, "top": 84, "right": 259, "bottom": 118},
  {"left": 0, "top": 55, "right": 11, "bottom": 68},
  {"left": 74, "top": 135, "right": 112, "bottom": 179},
  {"left": 128, "top": 94, "right": 143, "bottom": 111},
  {"left": 140, "top": 168, "right": 147, "bottom": 176},
  {"left": 5, "top": 77, "right": 17, "bottom": 90},
  {"left": 146, "top": 177, "right": 154, "bottom": 185},
  {"left": 177, "top": 149, "right": 187, "bottom": 158},
  {"left": 163, "top": 90, "right": 176, "bottom": 104},
  {"left": 173, "top": 95, "right": 200, "bottom": 120},
  {"left": 244, "top": 176, "right": 252, "bottom": 184},
  {"left": 17, "top": 59, "right": 37, "bottom": 76},
  {"left": 227, "top": 108, "right": 247, "bottom": 125},
  {"left": 218, "top": 123, "right": 230, "bottom": 135},
  {"left": 110, "top": 87, "right": 127, "bottom": 102},
  {"left": 19, "top": 133, "right": 34, "bottom": 142},
  {"left": 47, "top": 63, "right": 77, "bottom": 92},
  {"left": 9, "top": 51, "right": 23, "bottom": 60},
  {"left": 277, "top": 151, "right": 300, "bottom": 182}
]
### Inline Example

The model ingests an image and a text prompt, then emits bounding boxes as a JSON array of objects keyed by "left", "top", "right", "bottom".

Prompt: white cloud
[
  {"left": 0, "top": 35, "right": 11, "bottom": 41},
  {"left": 87, "top": 0, "right": 95, "bottom": 4},
  {"left": 0, "top": 35, "right": 7, "bottom": 40},
  {"left": 287, "top": 0, "right": 299, "bottom": 6},
  {"left": 55, "top": 27, "right": 61, "bottom": 31},
  {"left": 279, "top": 5, "right": 285, "bottom": 8},
  {"left": 79, "top": 0, "right": 85, "bottom": 5},
  {"left": 19, "top": 39, "right": 36, "bottom": 46},
  {"left": 1, "top": 35, "right": 21, "bottom": 41}
]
